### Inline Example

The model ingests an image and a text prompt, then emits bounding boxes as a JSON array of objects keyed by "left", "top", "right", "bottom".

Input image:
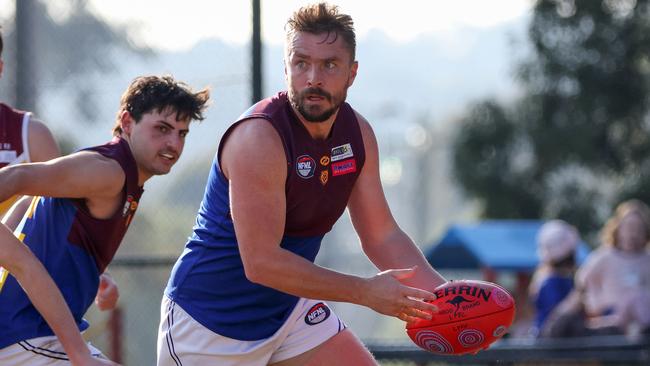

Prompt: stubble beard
[{"left": 289, "top": 86, "right": 348, "bottom": 123}]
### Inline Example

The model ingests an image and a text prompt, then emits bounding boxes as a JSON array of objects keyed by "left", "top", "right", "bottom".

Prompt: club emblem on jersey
[
  {"left": 320, "top": 170, "right": 329, "bottom": 185},
  {"left": 305, "top": 302, "right": 331, "bottom": 325},
  {"left": 331, "top": 143, "right": 353, "bottom": 162},
  {"left": 331, "top": 158, "right": 357, "bottom": 176},
  {"left": 296, "top": 155, "right": 316, "bottom": 179},
  {"left": 122, "top": 195, "right": 138, "bottom": 217},
  {"left": 320, "top": 156, "right": 330, "bottom": 166}
]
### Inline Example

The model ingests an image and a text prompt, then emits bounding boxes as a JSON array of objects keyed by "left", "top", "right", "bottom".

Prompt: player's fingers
[
  {"left": 403, "top": 299, "right": 437, "bottom": 315},
  {"left": 402, "top": 307, "right": 432, "bottom": 320},
  {"left": 404, "top": 287, "right": 436, "bottom": 303},
  {"left": 389, "top": 266, "right": 417, "bottom": 281}
]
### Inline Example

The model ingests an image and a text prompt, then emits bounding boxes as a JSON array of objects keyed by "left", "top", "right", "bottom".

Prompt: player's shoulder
[
  {"left": 69, "top": 150, "right": 124, "bottom": 175},
  {"left": 228, "top": 117, "right": 283, "bottom": 150}
]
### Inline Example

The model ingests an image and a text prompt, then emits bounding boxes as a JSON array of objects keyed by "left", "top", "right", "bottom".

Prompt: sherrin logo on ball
[{"left": 406, "top": 280, "right": 515, "bottom": 355}]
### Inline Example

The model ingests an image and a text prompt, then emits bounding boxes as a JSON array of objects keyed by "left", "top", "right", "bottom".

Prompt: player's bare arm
[
  {"left": 222, "top": 119, "right": 435, "bottom": 320},
  {"left": 0, "top": 224, "right": 117, "bottom": 366},
  {"left": 347, "top": 113, "right": 446, "bottom": 292},
  {"left": 27, "top": 118, "right": 61, "bottom": 162},
  {"left": 0, "top": 151, "right": 125, "bottom": 219}
]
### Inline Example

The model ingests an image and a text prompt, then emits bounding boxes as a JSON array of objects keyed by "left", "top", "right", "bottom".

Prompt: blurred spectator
[
  {"left": 0, "top": 25, "right": 60, "bottom": 220},
  {"left": 528, "top": 220, "right": 579, "bottom": 337},
  {"left": 575, "top": 199, "right": 650, "bottom": 336}
]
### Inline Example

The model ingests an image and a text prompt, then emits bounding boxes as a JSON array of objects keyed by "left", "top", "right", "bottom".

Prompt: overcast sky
[{"left": 47, "top": 0, "right": 538, "bottom": 50}]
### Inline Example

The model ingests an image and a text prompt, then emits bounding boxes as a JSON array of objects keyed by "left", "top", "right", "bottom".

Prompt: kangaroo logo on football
[
  {"left": 447, "top": 295, "right": 473, "bottom": 315},
  {"left": 305, "top": 302, "right": 330, "bottom": 325},
  {"left": 296, "top": 155, "right": 316, "bottom": 179}
]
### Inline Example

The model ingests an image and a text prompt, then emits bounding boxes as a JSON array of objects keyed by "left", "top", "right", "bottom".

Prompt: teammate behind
[{"left": 0, "top": 75, "right": 209, "bottom": 365}]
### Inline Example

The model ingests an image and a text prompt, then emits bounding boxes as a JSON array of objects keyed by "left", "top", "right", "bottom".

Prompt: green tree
[
  {"left": 2, "top": 0, "right": 150, "bottom": 133},
  {"left": 452, "top": 0, "right": 650, "bottom": 234}
]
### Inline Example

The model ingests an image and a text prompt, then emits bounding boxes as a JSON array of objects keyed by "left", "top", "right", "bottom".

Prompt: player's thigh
[{"left": 270, "top": 328, "right": 378, "bottom": 366}]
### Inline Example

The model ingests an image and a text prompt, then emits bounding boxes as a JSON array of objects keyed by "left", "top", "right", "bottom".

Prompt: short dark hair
[
  {"left": 113, "top": 75, "right": 210, "bottom": 136},
  {"left": 0, "top": 25, "right": 4, "bottom": 57},
  {"left": 285, "top": 2, "right": 356, "bottom": 61}
]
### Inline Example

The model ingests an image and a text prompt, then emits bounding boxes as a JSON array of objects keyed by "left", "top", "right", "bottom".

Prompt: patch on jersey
[
  {"left": 0, "top": 150, "right": 17, "bottom": 163},
  {"left": 122, "top": 195, "right": 138, "bottom": 217},
  {"left": 331, "top": 158, "right": 357, "bottom": 176},
  {"left": 331, "top": 143, "right": 353, "bottom": 162},
  {"left": 296, "top": 155, "right": 316, "bottom": 179},
  {"left": 320, "top": 156, "right": 330, "bottom": 166},
  {"left": 305, "top": 302, "right": 331, "bottom": 325},
  {"left": 320, "top": 170, "right": 329, "bottom": 185}
]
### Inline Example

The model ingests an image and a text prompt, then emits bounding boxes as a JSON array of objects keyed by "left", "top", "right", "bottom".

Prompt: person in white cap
[{"left": 528, "top": 220, "right": 580, "bottom": 337}]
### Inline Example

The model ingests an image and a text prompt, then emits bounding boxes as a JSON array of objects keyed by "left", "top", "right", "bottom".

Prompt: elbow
[{"left": 241, "top": 256, "right": 271, "bottom": 286}]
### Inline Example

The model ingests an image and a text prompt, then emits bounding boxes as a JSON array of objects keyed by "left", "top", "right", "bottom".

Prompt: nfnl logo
[
  {"left": 296, "top": 155, "right": 316, "bottom": 179},
  {"left": 304, "top": 302, "right": 330, "bottom": 325}
]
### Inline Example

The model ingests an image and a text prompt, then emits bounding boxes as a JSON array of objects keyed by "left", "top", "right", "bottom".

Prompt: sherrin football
[{"left": 406, "top": 280, "right": 515, "bottom": 355}]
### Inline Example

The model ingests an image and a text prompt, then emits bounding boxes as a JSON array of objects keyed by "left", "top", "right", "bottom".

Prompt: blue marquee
[{"left": 425, "top": 220, "right": 591, "bottom": 272}]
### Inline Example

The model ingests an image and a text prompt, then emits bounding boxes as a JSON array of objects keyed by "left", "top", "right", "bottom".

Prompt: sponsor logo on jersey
[
  {"left": 331, "top": 143, "right": 353, "bottom": 162},
  {"left": 320, "top": 156, "right": 330, "bottom": 166},
  {"left": 122, "top": 195, "right": 138, "bottom": 217},
  {"left": 331, "top": 158, "right": 357, "bottom": 176},
  {"left": 296, "top": 155, "right": 316, "bottom": 179},
  {"left": 123, "top": 195, "right": 139, "bottom": 227},
  {"left": 320, "top": 170, "right": 329, "bottom": 185},
  {"left": 305, "top": 302, "right": 331, "bottom": 325}
]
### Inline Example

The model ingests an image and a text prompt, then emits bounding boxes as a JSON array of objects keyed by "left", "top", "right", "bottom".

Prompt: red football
[{"left": 406, "top": 280, "right": 515, "bottom": 355}]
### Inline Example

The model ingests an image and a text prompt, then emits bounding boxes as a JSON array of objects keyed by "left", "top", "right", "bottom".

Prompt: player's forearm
[
  {"left": 0, "top": 165, "right": 27, "bottom": 203},
  {"left": 362, "top": 230, "right": 446, "bottom": 292},
  {"left": 1, "top": 226, "right": 92, "bottom": 364},
  {"left": 243, "top": 248, "right": 368, "bottom": 305}
]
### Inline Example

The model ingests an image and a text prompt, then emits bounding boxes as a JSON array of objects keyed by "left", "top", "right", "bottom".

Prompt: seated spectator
[
  {"left": 528, "top": 220, "right": 579, "bottom": 337},
  {"left": 575, "top": 199, "right": 650, "bottom": 336}
]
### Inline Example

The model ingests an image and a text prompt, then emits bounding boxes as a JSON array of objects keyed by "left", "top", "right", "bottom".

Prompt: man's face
[
  {"left": 122, "top": 106, "right": 190, "bottom": 182},
  {"left": 285, "top": 31, "right": 358, "bottom": 123}
]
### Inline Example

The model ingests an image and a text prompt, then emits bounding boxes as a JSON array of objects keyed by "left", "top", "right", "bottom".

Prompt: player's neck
[{"left": 295, "top": 110, "right": 339, "bottom": 140}]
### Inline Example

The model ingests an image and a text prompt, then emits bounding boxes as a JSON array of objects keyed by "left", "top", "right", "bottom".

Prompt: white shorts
[
  {"left": 0, "top": 335, "right": 105, "bottom": 365},
  {"left": 157, "top": 296, "right": 347, "bottom": 366}
]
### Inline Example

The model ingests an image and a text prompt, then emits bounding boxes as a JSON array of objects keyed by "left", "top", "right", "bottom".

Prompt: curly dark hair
[{"left": 113, "top": 75, "right": 210, "bottom": 136}]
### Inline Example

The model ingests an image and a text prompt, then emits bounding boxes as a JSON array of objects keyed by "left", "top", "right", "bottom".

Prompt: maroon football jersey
[
  {"left": 0, "top": 102, "right": 30, "bottom": 169},
  {"left": 220, "top": 91, "right": 366, "bottom": 236}
]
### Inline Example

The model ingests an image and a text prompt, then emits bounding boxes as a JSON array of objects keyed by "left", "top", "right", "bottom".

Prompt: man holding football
[{"left": 158, "top": 3, "right": 446, "bottom": 365}]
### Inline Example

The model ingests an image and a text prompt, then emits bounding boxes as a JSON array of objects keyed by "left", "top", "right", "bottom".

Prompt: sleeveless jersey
[
  {"left": 0, "top": 137, "right": 143, "bottom": 350},
  {"left": 165, "top": 92, "right": 366, "bottom": 341},
  {"left": 0, "top": 103, "right": 32, "bottom": 214}
]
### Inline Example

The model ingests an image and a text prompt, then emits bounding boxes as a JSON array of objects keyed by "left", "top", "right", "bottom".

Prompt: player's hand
[
  {"left": 77, "top": 358, "right": 120, "bottom": 366},
  {"left": 69, "top": 350, "right": 121, "bottom": 366},
  {"left": 73, "top": 356, "right": 120, "bottom": 366},
  {"left": 362, "top": 266, "right": 438, "bottom": 322},
  {"left": 95, "top": 273, "right": 119, "bottom": 311}
]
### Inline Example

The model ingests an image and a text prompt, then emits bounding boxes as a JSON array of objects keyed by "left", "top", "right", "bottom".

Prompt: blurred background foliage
[{"left": 453, "top": 0, "right": 650, "bottom": 238}]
